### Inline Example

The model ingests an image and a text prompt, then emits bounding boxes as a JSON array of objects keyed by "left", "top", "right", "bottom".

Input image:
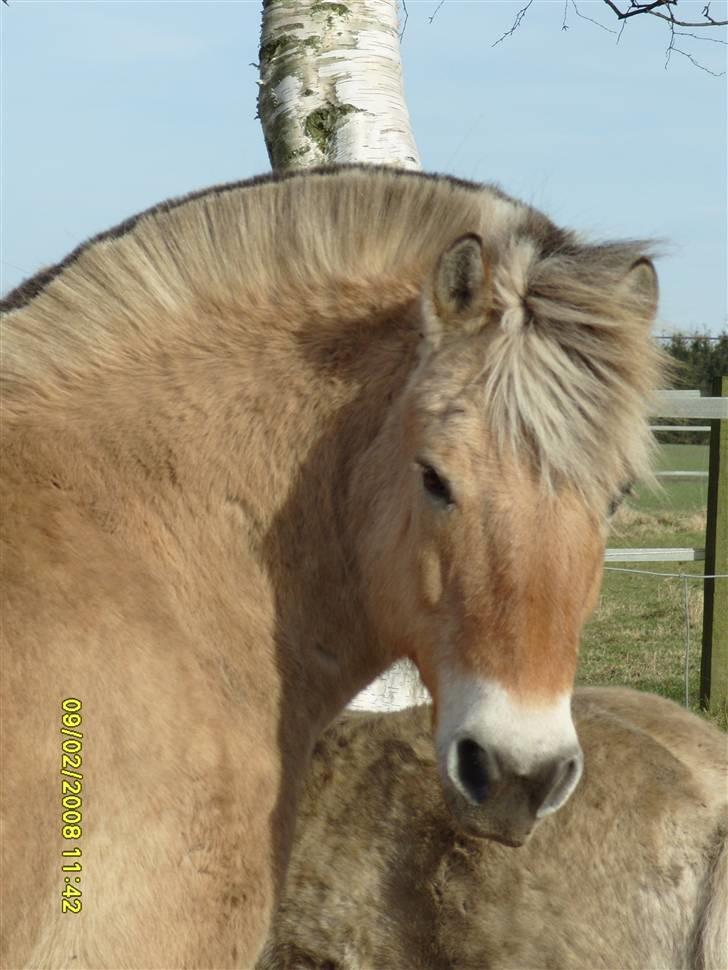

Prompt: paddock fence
[{"left": 349, "top": 379, "right": 728, "bottom": 716}]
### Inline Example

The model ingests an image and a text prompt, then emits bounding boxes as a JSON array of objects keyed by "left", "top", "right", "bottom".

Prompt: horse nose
[
  {"left": 534, "top": 749, "right": 583, "bottom": 817},
  {"left": 448, "top": 736, "right": 583, "bottom": 815},
  {"left": 450, "top": 736, "right": 501, "bottom": 804}
]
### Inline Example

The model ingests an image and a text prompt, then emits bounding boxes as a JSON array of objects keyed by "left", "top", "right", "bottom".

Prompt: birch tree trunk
[
  {"left": 258, "top": 0, "right": 427, "bottom": 710},
  {"left": 258, "top": 0, "right": 420, "bottom": 170}
]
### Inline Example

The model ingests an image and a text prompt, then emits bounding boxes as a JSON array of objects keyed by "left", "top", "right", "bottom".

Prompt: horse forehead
[
  {"left": 509, "top": 495, "right": 605, "bottom": 578},
  {"left": 412, "top": 382, "right": 490, "bottom": 449},
  {"left": 412, "top": 415, "right": 496, "bottom": 482},
  {"left": 468, "top": 479, "right": 602, "bottom": 556},
  {"left": 420, "top": 343, "right": 486, "bottom": 393}
]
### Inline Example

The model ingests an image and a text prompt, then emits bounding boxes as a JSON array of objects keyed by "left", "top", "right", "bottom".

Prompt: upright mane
[{"left": 1, "top": 164, "right": 664, "bottom": 502}]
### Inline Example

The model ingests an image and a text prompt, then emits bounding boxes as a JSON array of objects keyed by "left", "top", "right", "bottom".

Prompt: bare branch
[
  {"left": 665, "top": 40, "right": 726, "bottom": 73},
  {"left": 665, "top": 14, "right": 726, "bottom": 74},
  {"left": 600, "top": 0, "right": 726, "bottom": 71},
  {"left": 702, "top": 2, "right": 723, "bottom": 25},
  {"left": 647, "top": 9, "right": 728, "bottom": 27},
  {"left": 602, "top": 0, "right": 671, "bottom": 20},
  {"left": 428, "top": 0, "right": 446, "bottom": 25},
  {"left": 602, "top": 0, "right": 727, "bottom": 28},
  {"left": 673, "top": 29, "right": 727, "bottom": 46},
  {"left": 483, "top": 0, "right": 725, "bottom": 72},
  {"left": 399, "top": 0, "right": 409, "bottom": 40},
  {"left": 492, "top": 0, "right": 536, "bottom": 48},
  {"left": 571, "top": 0, "right": 617, "bottom": 34}
]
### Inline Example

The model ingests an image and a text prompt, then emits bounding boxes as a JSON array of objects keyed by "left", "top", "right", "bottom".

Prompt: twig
[
  {"left": 562, "top": 0, "right": 569, "bottom": 31},
  {"left": 572, "top": 0, "right": 617, "bottom": 34},
  {"left": 428, "top": 0, "right": 446, "bottom": 25},
  {"left": 665, "top": 15, "right": 726, "bottom": 74},
  {"left": 666, "top": 42, "right": 726, "bottom": 74},
  {"left": 399, "top": 0, "right": 409, "bottom": 39},
  {"left": 492, "top": 0, "right": 535, "bottom": 48},
  {"left": 673, "top": 29, "right": 727, "bottom": 46},
  {"left": 702, "top": 2, "right": 721, "bottom": 25}
]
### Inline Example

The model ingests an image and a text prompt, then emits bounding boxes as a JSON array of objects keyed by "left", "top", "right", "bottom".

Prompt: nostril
[
  {"left": 454, "top": 737, "right": 495, "bottom": 805},
  {"left": 536, "top": 750, "right": 584, "bottom": 818},
  {"left": 562, "top": 756, "right": 581, "bottom": 787}
]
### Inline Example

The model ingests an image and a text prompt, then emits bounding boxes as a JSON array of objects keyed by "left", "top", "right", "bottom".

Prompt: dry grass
[
  {"left": 609, "top": 504, "right": 707, "bottom": 541},
  {"left": 579, "top": 492, "right": 727, "bottom": 731}
]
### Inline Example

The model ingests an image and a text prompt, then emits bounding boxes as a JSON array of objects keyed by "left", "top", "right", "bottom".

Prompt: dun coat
[
  {"left": 1, "top": 166, "right": 663, "bottom": 968},
  {"left": 259, "top": 688, "right": 728, "bottom": 970}
]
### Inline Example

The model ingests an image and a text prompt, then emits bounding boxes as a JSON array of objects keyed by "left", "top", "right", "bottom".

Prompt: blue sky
[{"left": 2, "top": 1, "right": 726, "bottom": 333}]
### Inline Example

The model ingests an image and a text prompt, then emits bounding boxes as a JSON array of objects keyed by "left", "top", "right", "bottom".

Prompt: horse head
[{"left": 353, "top": 229, "right": 660, "bottom": 844}]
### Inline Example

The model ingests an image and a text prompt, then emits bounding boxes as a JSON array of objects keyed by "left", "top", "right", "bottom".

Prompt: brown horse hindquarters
[{"left": 258, "top": 689, "right": 728, "bottom": 970}]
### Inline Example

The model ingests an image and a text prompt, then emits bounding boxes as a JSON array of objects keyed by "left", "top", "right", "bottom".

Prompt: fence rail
[
  {"left": 629, "top": 391, "right": 725, "bottom": 565},
  {"left": 605, "top": 547, "right": 705, "bottom": 563},
  {"left": 655, "top": 471, "right": 708, "bottom": 481},
  {"left": 632, "top": 385, "right": 726, "bottom": 712},
  {"left": 652, "top": 392, "right": 728, "bottom": 419}
]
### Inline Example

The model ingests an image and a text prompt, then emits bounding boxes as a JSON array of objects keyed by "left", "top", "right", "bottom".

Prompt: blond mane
[{"left": 1, "top": 164, "right": 664, "bottom": 502}]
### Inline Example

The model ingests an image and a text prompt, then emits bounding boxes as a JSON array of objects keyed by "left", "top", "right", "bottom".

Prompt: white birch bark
[
  {"left": 258, "top": 0, "right": 427, "bottom": 711},
  {"left": 258, "top": 0, "right": 420, "bottom": 171}
]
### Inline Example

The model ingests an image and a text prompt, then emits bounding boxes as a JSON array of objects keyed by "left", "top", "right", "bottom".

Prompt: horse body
[
  {"left": 259, "top": 688, "right": 728, "bottom": 970},
  {"left": 1, "top": 167, "right": 662, "bottom": 967}
]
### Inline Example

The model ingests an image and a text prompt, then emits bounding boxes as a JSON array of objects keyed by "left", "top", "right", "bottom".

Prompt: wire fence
[
  {"left": 655, "top": 334, "right": 724, "bottom": 342},
  {"left": 602, "top": 566, "right": 727, "bottom": 708}
]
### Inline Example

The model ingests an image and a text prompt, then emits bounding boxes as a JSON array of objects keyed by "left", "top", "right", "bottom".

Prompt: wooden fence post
[{"left": 700, "top": 375, "right": 728, "bottom": 713}]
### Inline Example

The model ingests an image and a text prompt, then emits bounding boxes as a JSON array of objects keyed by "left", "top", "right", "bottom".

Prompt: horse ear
[
  {"left": 423, "top": 234, "right": 491, "bottom": 349},
  {"left": 621, "top": 257, "right": 659, "bottom": 325}
]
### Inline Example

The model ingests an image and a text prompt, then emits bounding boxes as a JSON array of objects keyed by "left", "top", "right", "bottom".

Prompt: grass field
[{"left": 577, "top": 440, "right": 728, "bottom": 730}]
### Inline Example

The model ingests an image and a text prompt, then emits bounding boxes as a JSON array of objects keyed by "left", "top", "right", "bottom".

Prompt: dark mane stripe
[
  {"left": 1, "top": 165, "right": 665, "bottom": 504},
  {"left": 1, "top": 165, "right": 489, "bottom": 313}
]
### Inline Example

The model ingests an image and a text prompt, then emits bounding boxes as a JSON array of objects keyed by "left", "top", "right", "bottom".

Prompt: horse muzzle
[
  {"left": 434, "top": 672, "right": 584, "bottom": 844},
  {"left": 442, "top": 734, "right": 583, "bottom": 844}
]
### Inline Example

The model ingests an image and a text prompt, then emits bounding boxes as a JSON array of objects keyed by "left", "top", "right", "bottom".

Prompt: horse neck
[{"left": 8, "top": 286, "right": 422, "bottom": 722}]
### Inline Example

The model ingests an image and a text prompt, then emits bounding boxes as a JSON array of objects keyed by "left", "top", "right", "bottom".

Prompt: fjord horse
[
  {"left": 1, "top": 166, "right": 661, "bottom": 967},
  {"left": 260, "top": 688, "right": 728, "bottom": 970}
]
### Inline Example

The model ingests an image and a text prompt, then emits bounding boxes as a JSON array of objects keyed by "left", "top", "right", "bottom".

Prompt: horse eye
[{"left": 420, "top": 463, "right": 455, "bottom": 507}]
